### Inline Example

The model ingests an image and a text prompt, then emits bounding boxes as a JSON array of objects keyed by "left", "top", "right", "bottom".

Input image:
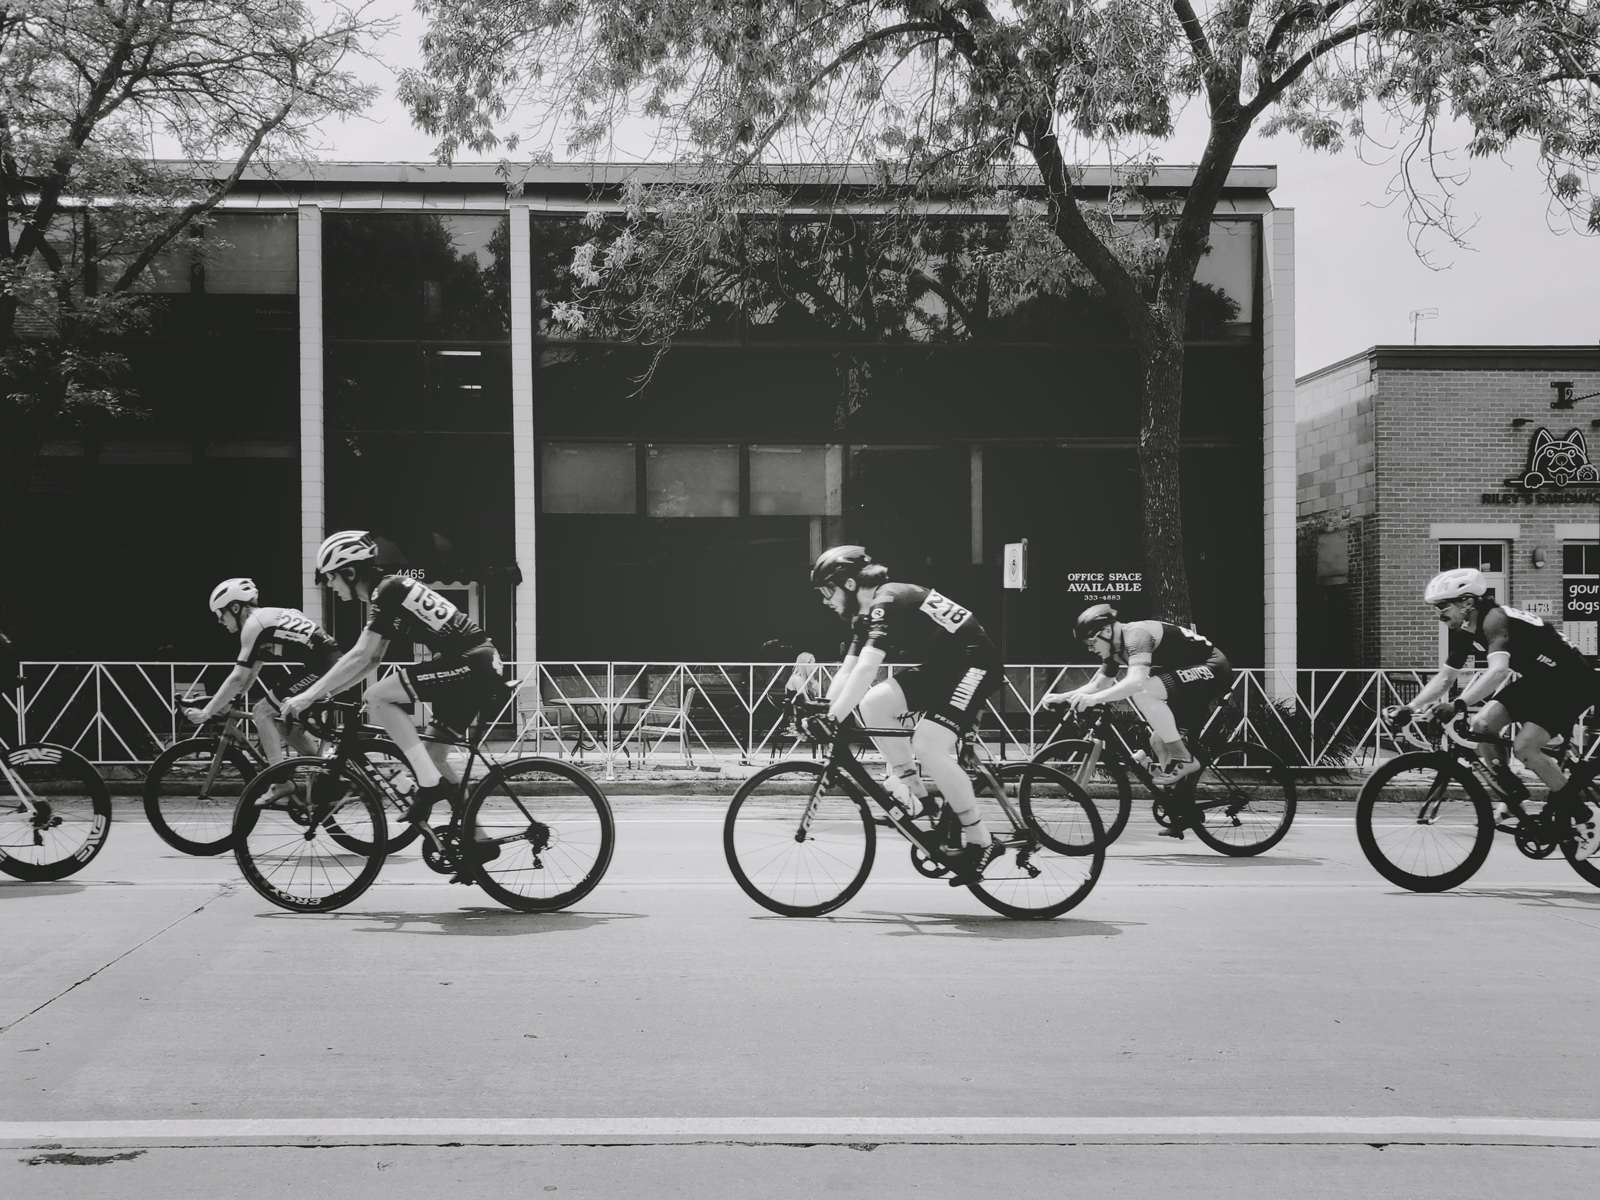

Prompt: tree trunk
[{"left": 1139, "top": 330, "right": 1191, "bottom": 626}]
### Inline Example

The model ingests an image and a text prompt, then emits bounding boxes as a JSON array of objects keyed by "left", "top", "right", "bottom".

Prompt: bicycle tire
[
  {"left": 1558, "top": 760, "right": 1600, "bottom": 888},
  {"left": 1186, "top": 740, "right": 1297, "bottom": 856},
  {"left": 1355, "top": 752, "right": 1494, "bottom": 892},
  {"left": 967, "top": 763, "right": 1104, "bottom": 918},
  {"left": 724, "top": 761, "right": 876, "bottom": 917},
  {"left": 326, "top": 739, "right": 422, "bottom": 856},
  {"left": 0, "top": 743, "right": 112, "bottom": 881},
  {"left": 460, "top": 757, "right": 615, "bottom": 912},
  {"left": 1023, "top": 738, "right": 1132, "bottom": 846},
  {"left": 232, "top": 757, "right": 386, "bottom": 913},
  {"left": 143, "top": 736, "right": 257, "bottom": 856}
]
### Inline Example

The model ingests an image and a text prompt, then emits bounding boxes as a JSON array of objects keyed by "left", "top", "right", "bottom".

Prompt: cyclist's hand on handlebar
[
  {"left": 1040, "top": 691, "right": 1070, "bottom": 712},
  {"left": 1426, "top": 697, "right": 1467, "bottom": 725},
  {"left": 182, "top": 706, "right": 209, "bottom": 725},
  {"left": 801, "top": 713, "right": 839, "bottom": 744},
  {"left": 279, "top": 693, "right": 313, "bottom": 724}
]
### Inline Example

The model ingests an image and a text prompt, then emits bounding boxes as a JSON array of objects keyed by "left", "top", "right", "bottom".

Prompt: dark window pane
[
  {"left": 646, "top": 445, "right": 739, "bottom": 517},
  {"left": 204, "top": 213, "right": 296, "bottom": 294},
  {"left": 325, "top": 214, "right": 509, "bottom": 340},
  {"left": 542, "top": 443, "right": 637, "bottom": 513}
]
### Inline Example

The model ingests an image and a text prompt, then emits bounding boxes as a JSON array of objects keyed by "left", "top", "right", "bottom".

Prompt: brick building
[{"left": 1297, "top": 346, "right": 1600, "bottom": 668}]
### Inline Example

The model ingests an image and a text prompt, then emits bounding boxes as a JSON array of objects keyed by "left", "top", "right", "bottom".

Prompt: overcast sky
[{"left": 317, "top": 3, "right": 1599, "bottom": 379}]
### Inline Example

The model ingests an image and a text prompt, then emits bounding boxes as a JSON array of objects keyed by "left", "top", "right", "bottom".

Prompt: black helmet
[
  {"left": 811, "top": 545, "right": 873, "bottom": 588},
  {"left": 1074, "top": 603, "right": 1118, "bottom": 642}
]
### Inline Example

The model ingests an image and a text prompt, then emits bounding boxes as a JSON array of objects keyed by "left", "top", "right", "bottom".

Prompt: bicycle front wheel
[
  {"left": 0, "top": 744, "right": 112, "bottom": 881},
  {"left": 325, "top": 739, "right": 422, "bottom": 856},
  {"left": 143, "top": 737, "right": 256, "bottom": 855},
  {"left": 967, "top": 764, "right": 1103, "bottom": 918},
  {"left": 724, "top": 761, "right": 876, "bottom": 917},
  {"left": 1355, "top": 753, "right": 1493, "bottom": 892},
  {"left": 1186, "top": 740, "right": 1296, "bottom": 856},
  {"left": 1024, "top": 739, "right": 1132, "bottom": 846},
  {"left": 461, "top": 758, "right": 615, "bottom": 912},
  {"left": 232, "top": 758, "right": 386, "bottom": 913},
  {"left": 1557, "top": 761, "right": 1600, "bottom": 888}
]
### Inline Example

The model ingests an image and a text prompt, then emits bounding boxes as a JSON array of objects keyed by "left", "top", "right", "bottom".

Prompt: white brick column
[
  {"left": 298, "top": 204, "right": 325, "bottom": 622},
  {"left": 1261, "top": 208, "right": 1297, "bottom": 695},
  {"left": 509, "top": 204, "right": 537, "bottom": 668}
]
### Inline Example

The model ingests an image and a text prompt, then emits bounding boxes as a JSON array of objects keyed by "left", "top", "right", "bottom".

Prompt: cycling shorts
[
  {"left": 1151, "top": 651, "right": 1232, "bottom": 737},
  {"left": 263, "top": 670, "right": 323, "bottom": 705},
  {"left": 1492, "top": 675, "right": 1598, "bottom": 737},
  {"left": 400, "top": 642, "right": 510, "bottom": 738},
  {"left": 893, "top": 638, "right": 1004, "bottom": 736}
]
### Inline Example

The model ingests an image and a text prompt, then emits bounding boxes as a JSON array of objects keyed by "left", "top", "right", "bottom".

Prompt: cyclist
[
  {"left": 1396, "top": 567, "right": 1600, "bottom": 857},
  {"left": 281, "top": 532, "right": 510, "bottom": 854},
  {"left": 1041, "top": 604, "right": 1232, "bottom": 834},
  {"left": 808, "top": 546, "right": 1005, "bottom": 883},
  {"left": 182, "top": 579, "right": 335, "bottom": 764}
]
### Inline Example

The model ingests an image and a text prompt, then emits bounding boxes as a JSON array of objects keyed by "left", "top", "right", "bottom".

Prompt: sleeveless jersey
[
  {"left": 365, "top": 576, "right": 488, "bottom": 657},
  {"left": 1097, "top": 620, "right": 1222, "bottom": 677},
  {"left": 1446, "top": 605, "right": 1590, "bottom": 681},
  {"left": 236, "top": 607, "right": 340, "bottom": 670},
  {"left": 846, "top": 583, "right": 992, "bottom": 664}
]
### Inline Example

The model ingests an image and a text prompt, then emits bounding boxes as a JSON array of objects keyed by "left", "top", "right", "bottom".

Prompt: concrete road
[{"left": 3, "top": 797, "right": 1599, "bottom": 1197}]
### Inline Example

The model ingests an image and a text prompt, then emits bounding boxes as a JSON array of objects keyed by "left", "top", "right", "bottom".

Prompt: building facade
[
  {"left": 15, "top": 163, "right": 1297, "bottom": 671},
  {"left": 1297, "top": 346, "right": 1600, "bottom": 668}
]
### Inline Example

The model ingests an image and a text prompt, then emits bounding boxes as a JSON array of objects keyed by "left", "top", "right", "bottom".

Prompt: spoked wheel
[
  {"left": 1185, "top": 741, "right": 1296, "bottom": 856},
  {"left": 325, "top": 739, "right": 421, "bottom": 856},
  {"left": 0, "top": 744, "right": 112, "bottom": 881},
  {"left": 232, "top": 757, "right": 386, "bottom": 912},
  {"left": 461, "top": 758, "right": 615, "bottom": 912},
  {"left": 1557, "top": 762, "right": 1600, "bottom": 888},
  {"left": 143, "top": 737, "right": 256, "bottom": 855},
  {"left": 964, "top": 764, "right": 1104, "bottom": 919},
  {"left": 1015, "top": 759, "right": 1116, "bottom": 856},
  {"left": 1355, "top": 752, "right": 1494, "bottom": 892},
  {"left": 724, "top": 761, "right": 876, "bottom": 917},
  {"left": 1022, "top": 739, "right": 1132, "bottom": 847}
]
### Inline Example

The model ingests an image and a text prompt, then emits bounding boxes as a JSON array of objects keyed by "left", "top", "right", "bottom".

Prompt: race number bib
[
  {"left": 919, "top": 590, "right": 972, "bottom": 634},
  {"left": 275, "top": 612, "right": 320, "bottom": 645},
  {"left": 399, "top": 583, "right": 459, "bottom": 631}
]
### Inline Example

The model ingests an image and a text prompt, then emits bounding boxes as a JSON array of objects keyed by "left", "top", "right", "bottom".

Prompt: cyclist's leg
[
  {"left": 910, "top": 646, "right": 1004, "bottom": 874},
  {"left": 857, "top": 677, "right": 922, "bottom": 801},
  {"left": 365, "top": 672, "right": 455, "bottom": 789},
  {"left": 1128, "top": 677, "right": 1189, "bottom": 771}
]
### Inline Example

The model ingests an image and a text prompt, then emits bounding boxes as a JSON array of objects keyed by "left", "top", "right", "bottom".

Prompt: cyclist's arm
[
  {"left": 825, "top": 653, "right": 859, "bottom": 702},
  {"left": 1457, "top": 652, "right": 1512, "bottom": 709},
  {"left": 827, "top": 646, "right": 885, "bottom": 722},
  {"left": 1408, "top": 665, "right": 1459, "bottom": 712},
  {"left": 287, "top": 630, "right": 388, "bottom": 707},
  {"left": 187, "top": 663, "right": 261, "bottom": 723},
  {"left": 1042, "top": 669, "right": 1116, "bottom": 709},
  {"left": 1077, "top": 658, "right": 1151, "bottom": 707}
]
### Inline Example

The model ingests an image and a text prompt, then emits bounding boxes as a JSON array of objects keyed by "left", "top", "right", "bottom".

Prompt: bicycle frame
[{"left": 1048, "top": 708, "right": 1245, "bottom": 813}]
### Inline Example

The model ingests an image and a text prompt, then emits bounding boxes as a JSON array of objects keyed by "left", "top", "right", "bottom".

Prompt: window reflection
[
  {"left": 542, "top": 443, "right": 638, "bottom": 513},
  {"left": 325, "top": 213, "right": 509, "bottom": 340},
  {"left": 646, "top": 445, "right": 739, "bottom": 517}
]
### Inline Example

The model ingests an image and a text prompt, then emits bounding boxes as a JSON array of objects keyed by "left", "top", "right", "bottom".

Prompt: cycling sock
[
  {"left": 892, "top": 764, "right": 929, "bottom": 799},
  {"left": 960, "top": 816, "right": 993, "bottom": 846},
  {"left": 403, "top": 743, "right": 442, "bottom": 789}
]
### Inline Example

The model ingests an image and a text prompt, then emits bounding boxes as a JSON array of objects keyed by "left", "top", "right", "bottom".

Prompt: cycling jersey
[
  {"left": 1445, "top": 606, "right": 1591, "bottom": 681},
  {"left": 236, "top": 607, "right": 340, "bottom": 670},
  {"left": 1095, "top": 620, "right": 1220, "bottom": 676},
  {"left": 847, "top": 583, "right": 992, "bottom": 664},
  {"left": 365, "top": 576, "right": 488, "bottom": 657}
]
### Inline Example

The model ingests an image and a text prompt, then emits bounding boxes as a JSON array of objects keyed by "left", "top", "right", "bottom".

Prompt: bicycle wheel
[
  {"left": 0, "top": 744, "right": 112, "bottom": 881},
  {"left": 326, "top": 739, "right": 421, "bottom": 856},
  {"left": 964, "top": 763, "right": 1103, "bottom": 918},
  {"left": 461, "top": 758, "right": 615, "bottom": 912},
  {"left": 1557, "top": 761, "right": 1600, "bottom": 888},
  {"left": 142, "top": 737, "right": 257, "bottom": 855},
  {"left": 1355, "top": 752, "right": 1493, "bottom": 892},
  {"left": 1186, "top": 740, "right": 1296, "bottom": 856},
  {"left": 232, "top": 757, "right": 386, "bottom": 913},
  {"left": 724, "top": 761, "right": 876, "bottom": 917},
  {"left": 1024, "top": 739, "right": 1132, "bottom": 846},
  {"left": 1016, "top": 754, "right": 1122, "bottom": 854}
]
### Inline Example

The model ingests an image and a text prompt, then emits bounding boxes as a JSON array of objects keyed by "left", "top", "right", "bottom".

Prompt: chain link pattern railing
[{"left": 11, "top": 660, "right": 1592, "bottom": 774}]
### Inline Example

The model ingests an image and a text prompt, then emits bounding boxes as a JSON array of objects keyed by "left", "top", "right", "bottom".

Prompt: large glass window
[
  {"left": 541, "top": 443, "right": 637, "bottom": 513},
  {"left": 749, "top": 445, "right": 839, "bottom": 516},
  {"left": 646, "top": 445, "right": 740, "bottom": 517},
  {"left": 1563, "top": 542, "right": 1600, "bottom": 656},
  {"left": 204, "top": 213, "right": 296, "bottom": 294},
  {"left": 325, "top": 213, "right": 510, "bottom": 340}
]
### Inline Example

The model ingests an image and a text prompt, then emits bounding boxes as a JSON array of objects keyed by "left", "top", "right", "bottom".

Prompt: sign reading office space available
[{"left": 1066, "top": 571, "right": 1142, "bottom": 595}]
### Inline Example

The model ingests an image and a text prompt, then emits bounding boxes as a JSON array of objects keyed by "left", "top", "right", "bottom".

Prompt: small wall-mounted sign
[
  {"left": 1482, "top": 427, "right": 1600, "bottom": 504},
  {"left": 1003, "top": 540, "right": 1028, "bottom": 590},
  {"left": 1524, "top": 599, "right": 1556, "bottom": 617}
]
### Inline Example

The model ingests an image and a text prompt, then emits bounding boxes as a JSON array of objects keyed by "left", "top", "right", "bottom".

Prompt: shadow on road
[
  {"left": 1117, "top": 853, "right": 1323, "bottom": 867},
  {"left": 756, "top": 909, "right": 1129, "bottom": 940},
  {"left": 251, "top": 908, "right": 646, "bottom": 935},
  {"left": 0, "top": 881, "right": 88, "bottom": 899},
  {"left": 1459, "top": 886, "right": 1600, "bottom": 911}
]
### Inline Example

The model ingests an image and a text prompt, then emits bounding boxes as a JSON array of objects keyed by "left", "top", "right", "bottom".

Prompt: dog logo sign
[{"left": 1514, "top": 428, "right": 1600, "bottom": 490}]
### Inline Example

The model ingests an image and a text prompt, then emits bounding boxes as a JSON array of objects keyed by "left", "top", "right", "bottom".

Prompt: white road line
[{"left": 1, "top": 1116, "right": 1598, "bottom": 1144}]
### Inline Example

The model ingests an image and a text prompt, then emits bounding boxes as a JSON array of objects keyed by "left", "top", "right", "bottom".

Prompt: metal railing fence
[{"left": 9, "top": 661, "right": 1595, "bottom": 774}]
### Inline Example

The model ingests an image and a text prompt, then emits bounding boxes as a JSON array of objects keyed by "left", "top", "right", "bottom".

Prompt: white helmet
[
  {"left": 315, "top": 530, "right": 378, "bottom": 581},
  {"left": 208, "top": 577, "right": 259, "bottom": 614},
  {"left": 1424, "top": 568, "right": 1489, "bottom": 605}
]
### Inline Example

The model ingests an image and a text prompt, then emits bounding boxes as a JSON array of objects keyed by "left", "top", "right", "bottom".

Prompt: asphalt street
[{"left": 3, "top": 795, "right": 1599, "bottom": 1197}]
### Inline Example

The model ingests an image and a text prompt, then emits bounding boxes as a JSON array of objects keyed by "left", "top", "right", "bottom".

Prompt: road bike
[
  {"left": 231, "top": 700, "right": 615, "bottom": 914},
  {"left": 1, "top": 736, "right": 112, "bottom": 881},
  {"left": 144, "top": 693, "right": 416, "bottom": 857},
  {"left": 1356, "top": 707, "right": 1600, "bottom": 892},
  {"left": 1019, "top": 705, "right": 1296, "bottom": 855},
  {"left": 723, "top": 697, "right": 1104, "bottom": 919}
]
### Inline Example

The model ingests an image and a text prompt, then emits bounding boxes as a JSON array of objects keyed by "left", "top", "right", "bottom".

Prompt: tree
[
  {"left": 0, "top": 1, "right": 389, "bottom": 568},
  {"left": 401, "top": 0, "right": 1600, "bottom": 623}
]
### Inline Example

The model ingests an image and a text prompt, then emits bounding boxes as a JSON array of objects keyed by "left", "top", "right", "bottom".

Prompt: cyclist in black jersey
[
  {"left": 183, "top": 578, "right": 336, "bottom": 764},
  {"left": 809, "top": 546, "right": 1005, "bottom": 883},
  {"left": 1043, "top": 604, "right": 1233, "bottom": 812},
  {"left": 282, "top": 531, "right": 511, "bottom": 837},
  {"left": 1399, "top": 567, "right": 1600, "bottom": 856}
]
